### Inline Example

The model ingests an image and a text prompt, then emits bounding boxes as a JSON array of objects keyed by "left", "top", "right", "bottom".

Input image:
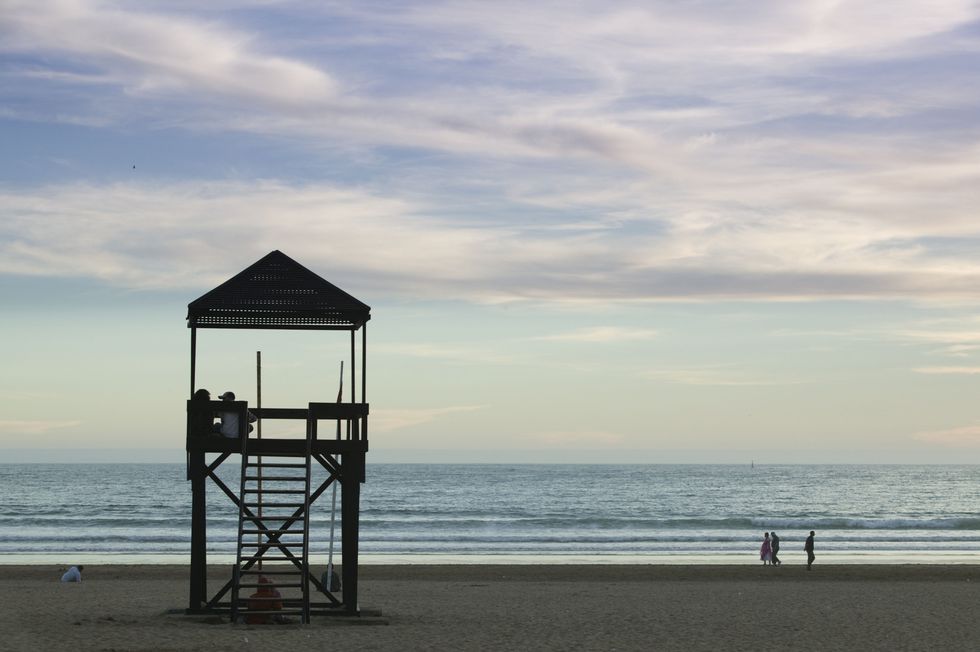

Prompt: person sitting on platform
[
  {"left": 60, "top": 565, "right": 83, "bottom": 582},
  {"left": 217, "top": 390, "right": 257, "bottom": 438},
  {"left": 245, "top": 575, "right": 284, "bottom": 624},
  {"left": 190, "top": 388, "right": 218, "bottom": 437}
]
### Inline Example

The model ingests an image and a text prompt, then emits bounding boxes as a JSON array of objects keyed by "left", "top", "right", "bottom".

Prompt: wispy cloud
[
  {"left": 882, "top": 319, "right": 980, "bottom": 360},
  {"left": 895, "top": 329, "right": 980, "bottom": 344},
  {"left": 529, "top": 430, "right": 626, "bottom": 446},
  {"left": 5, "top": 0, "right": 979, "bottom": 166},
  {"left": 533, "top": 327, "right": 658, "bottom": 343},
  {"left": 4, "top": 179, "right": 980, "bottom": 303},
  {"left": 641, "top": 365, "right": 799, "bottom": 386},
  {"left": 371, "top": 405, "right": 486, "bottom": 433},
  {"left": 913, "top": 424, "right": 980, "bottom": 446},
  {"left": 932, "top": 344, "right": 980, "bottom": 358},
  {"left": 1, "top": 0, "right": 336, "bottom": 110},
  {"left": 0, "top": 420, "right": 81, "bottom": 434},
  {"left": 373, "top": 343, "right": 522, "bottom": 366},
  {"left": 2, "top": 2, "right": 980, "bottom": 303},
  {"left": 913, "top": 366, "right": 980, "bottom": 375}
]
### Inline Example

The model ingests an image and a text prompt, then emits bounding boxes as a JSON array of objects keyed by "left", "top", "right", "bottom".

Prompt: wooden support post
[
  {"left": 188, "top": 450, "right": 207, "bottom": 612},
  {"left": 350, "top": 330, "right": 356, "bottom": 404},
  {"left": 348, "top": 329, "right": 355, "bottom": 440},
  {"left": 341, "top": 452, "right": 363, "bottom": 615},
  {"left": 361, "top": 322, "right": 367, "bottom": 404},
  {"left": 190, "top": 327, "right": 197, "bottom": 398},
  {"left": 187, "top": 327, "right": 197, "bottom": 481}
]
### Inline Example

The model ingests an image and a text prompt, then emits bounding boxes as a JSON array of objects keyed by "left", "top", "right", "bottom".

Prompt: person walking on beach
[
  {"left": 770, "top": 531, "right": 781, "bottom": 566},
  {"left": 760, "top": 532, "right": 772, "bottom": 566},
  {"left": 804, "top": 530, "right": 815, "bottom": 570},
  {"left": 61, "top": 565, "right": 83, "bottom": 582}
]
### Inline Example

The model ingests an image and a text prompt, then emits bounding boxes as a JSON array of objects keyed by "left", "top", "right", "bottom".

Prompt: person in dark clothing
[
  {"left": 804, "top": 530, "right": 815, "bottom": 570},
  {"left": 770, "top": 531, "right": 781, "bottom": 566},
  {"left": 190, "top": 388, "right": 218, "bottom": 437}
]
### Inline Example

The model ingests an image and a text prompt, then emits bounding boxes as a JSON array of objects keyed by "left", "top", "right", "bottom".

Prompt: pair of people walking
[
  {"left": 759, "top": 531, "right": 780, "bottom": 566},
  {"left": 760, "top": 530, "right": 814, "bottom": 568}
]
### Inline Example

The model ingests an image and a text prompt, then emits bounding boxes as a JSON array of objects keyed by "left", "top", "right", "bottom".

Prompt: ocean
[{"left": 1, "top": 463, "right": 978, "bottom": 564}]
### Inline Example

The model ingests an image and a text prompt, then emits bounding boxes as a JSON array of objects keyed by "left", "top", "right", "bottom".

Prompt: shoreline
[
  {"left": 7, "top": 548, "right": 980, "bottom": 567},
  {"left": 4, "top": 551, "right": 980, "bottom": 565},
  {"left": 7, "top": 562, "right": 980, "bottom": 580},
  {"left": 6, "top": 563, "right": 980, "bottom": 650}
]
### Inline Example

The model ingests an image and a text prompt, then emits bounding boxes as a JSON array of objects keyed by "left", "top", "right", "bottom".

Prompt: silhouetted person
[
  {"left": 191, "top": 388, "right": 217, "bottom": 436},
  {"left": 61, "top": 565, "right": 83, "bottom": 582},
  {"left": 217, "top": 390, "right": 256, "bottom": 438},
  {"left": 771, "top": 531, "right": 781, "bottom": 566},
  {"left": 804, "top": 530, "right": 815, "bottom": 570}
]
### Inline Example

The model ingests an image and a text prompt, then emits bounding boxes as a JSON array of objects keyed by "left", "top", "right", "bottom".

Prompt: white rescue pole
[
  {"left": 326, "top": 481, "right": 338, "bottom": 591},
  {"left": 327, "top": 361, "right": 342, "bottom": 591}
]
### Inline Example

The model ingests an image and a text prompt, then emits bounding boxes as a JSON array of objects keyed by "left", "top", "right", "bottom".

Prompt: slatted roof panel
[{"left": 187, "top": 250, "right": 370, "bottom": 330}]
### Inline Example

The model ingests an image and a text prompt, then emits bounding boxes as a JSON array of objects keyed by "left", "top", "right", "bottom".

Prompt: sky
[{"left": 2, "top": 0, "right": 980, "bottom": 463}]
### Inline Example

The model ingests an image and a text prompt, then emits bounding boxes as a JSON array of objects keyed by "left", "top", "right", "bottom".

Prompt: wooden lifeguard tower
[{"left": 185, "top": 250, "right": 370, "bottom": 621}]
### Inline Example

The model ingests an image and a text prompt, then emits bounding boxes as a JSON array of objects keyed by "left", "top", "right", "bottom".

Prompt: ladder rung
[
  {"left": 241, "top": 557, "right": 298, "bottom": 564},
  {"left": 246, "top": 463, "right": 307, "bottom": 468},
  {"left": 238, "top": 583, "right": 303, "bottom": 589},
  {"left": 244, "top": 503, "right": 306, "bottom": 509},
  {"left": 240, "top": 569, "right": 303, "bottom": 575},
  {"left": 242, "top": 542, "right": 305, "bottom": 548},
  {"left": 242, "top": 529, "right": 301, "bottom": 535},
  {"left": 245, "top": 476, "right": 307, "bottom": 481},
  {"left": 244, "top": 489, "right": 306, "bottom": 494}
]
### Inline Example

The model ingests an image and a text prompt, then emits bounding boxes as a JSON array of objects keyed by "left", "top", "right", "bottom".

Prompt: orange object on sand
[{"left": 244, "top": 576, "right": 283, "bottom": 624}]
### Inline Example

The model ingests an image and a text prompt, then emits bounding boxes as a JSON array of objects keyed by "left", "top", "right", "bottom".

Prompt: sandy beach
[{"left": 3, "top": 564, "right": 979, "bottom": 651}]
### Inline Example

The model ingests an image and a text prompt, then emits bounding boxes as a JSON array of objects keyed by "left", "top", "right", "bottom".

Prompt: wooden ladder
[{"left": 230, "top": 442, "right": 313, "bottom": 623}]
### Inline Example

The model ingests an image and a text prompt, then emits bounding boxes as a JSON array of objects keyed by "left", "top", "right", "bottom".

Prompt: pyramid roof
[{"left": 187, "top": 250, "right": 370, "bottom": 330}]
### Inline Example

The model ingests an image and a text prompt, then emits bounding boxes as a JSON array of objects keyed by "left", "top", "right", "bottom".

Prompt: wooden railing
[{"left": 188, "top": 401, "right": 368, "bottom": 442}]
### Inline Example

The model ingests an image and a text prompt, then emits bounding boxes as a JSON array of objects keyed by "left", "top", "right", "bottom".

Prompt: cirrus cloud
[
  {"left": 914, "top": 424, "right": 980, "bottom": 446},
  {"left": 3, "top": 178, "right": 980, "bottom": 303},
  {"left": 0, "top": 419, "right": 82, "bottom": 434},
  {"left": 2, "top": 2, "right": 980, "bottom": 304},
  {"left": 533, "top": 327, "right": 658, "bottom": 343},
  {"left": 1, "top": 0, "right": 337, "bottom": 110},
  {"left": 370, "top": 405, "right": 487, "bottom": 433}
]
